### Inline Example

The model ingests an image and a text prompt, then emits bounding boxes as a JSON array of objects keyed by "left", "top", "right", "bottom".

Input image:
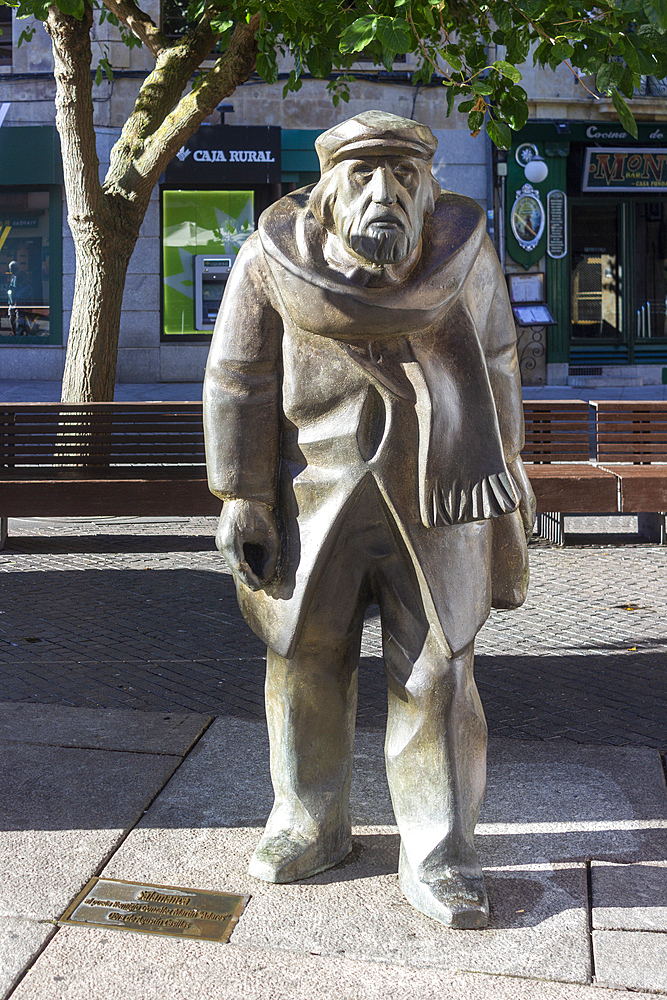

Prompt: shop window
[
  {"left": 162, "top": 189, "right": 254, "bottom": 338},
  {"left": 0, "top": 190, "right": 51, "bottom": 343},
  {"left": 0, "top": 6, "right": 11, "bottom": 67},
  {"left": 634, "top": 202, "right": 667, "bottom": 339}
]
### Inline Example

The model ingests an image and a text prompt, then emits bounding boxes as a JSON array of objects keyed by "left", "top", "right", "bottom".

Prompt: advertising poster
[{"left": 162, "top": 189, "right": 254, "bottom": 337}]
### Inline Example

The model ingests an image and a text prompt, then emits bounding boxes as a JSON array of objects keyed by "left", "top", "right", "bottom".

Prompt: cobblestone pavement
[{"left": 0, "top": 516, "right": 665, "bottom": 750}]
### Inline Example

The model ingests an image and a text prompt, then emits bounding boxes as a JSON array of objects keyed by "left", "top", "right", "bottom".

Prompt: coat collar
[{"left": 258, "top": 188, "right": 487, "bottom": 340}]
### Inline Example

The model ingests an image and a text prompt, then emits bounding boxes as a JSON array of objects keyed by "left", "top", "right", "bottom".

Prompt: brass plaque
[{"left": 59, "top": 877, "right": 249, "bottom": 943}]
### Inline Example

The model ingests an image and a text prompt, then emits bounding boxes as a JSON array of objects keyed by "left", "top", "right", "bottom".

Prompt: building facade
[
  {"left": 1, "top": 16, "right": 666, "bottom": 388},
  {"left": 498, "top": 61, "right": 667, "bottom": 387}
]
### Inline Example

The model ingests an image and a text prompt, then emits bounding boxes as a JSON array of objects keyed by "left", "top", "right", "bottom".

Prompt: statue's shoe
[
  {"left": 399, "top": 853, "right": 489, "bottom": 929},
  {"left": 248, "top": 829, "right": 351, "bottom": 883}
]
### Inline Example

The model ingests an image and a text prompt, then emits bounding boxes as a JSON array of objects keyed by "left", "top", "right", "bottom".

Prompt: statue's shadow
[{"left": 293, "top": 831, "right": 588, "bottom": 930}]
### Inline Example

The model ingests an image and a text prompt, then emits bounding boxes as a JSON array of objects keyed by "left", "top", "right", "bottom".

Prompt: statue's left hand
[
  {"left": 216, "top": 499, "right": 280, "bottom": 591},
  {"left": 507, "top": 457, "right": 537, "bottom": 541}
]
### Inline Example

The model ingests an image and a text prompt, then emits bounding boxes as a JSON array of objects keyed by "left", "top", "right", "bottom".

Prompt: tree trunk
[
  {"left": 62, "top": 218, "right": 139, "bottom": 401},
  {"left": 46, "top": 1, "right": 260, "bottom": 402}
]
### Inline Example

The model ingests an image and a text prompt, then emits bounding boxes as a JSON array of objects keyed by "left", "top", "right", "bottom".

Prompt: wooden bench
[
  {"left": 522, "top": 400, "right": 618, "bottom": 544},
  {"left": 3, "top": 399, "right": 662, "bottom": 549},
  {"left": 595, "top": 401, "right": 667, "bottom": 543},
  {"left": 0, "top": 402, "right": 221, "bottom": 548}
]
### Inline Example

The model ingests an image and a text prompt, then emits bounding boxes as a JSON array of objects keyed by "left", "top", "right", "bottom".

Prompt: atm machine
[{"left": 194, "top": 255, "right": 233, "bottom": 331}]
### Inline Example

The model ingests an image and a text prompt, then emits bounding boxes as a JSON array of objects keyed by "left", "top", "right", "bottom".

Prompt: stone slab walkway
[{"left": 1, "top": 706, "right": 665, "bottom": 999}]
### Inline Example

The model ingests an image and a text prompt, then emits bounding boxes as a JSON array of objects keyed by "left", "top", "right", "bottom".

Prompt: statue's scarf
[{"left": 258, "top": 190, "right": 519, "bottom": 527}]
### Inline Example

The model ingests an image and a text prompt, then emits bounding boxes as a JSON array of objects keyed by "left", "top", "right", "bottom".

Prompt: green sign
[
  {"left": 162, "top": 189, "right": 254, "bottom": 337},
  {"left": 583, "top": 148, "right": 667, "bottom": 191}
]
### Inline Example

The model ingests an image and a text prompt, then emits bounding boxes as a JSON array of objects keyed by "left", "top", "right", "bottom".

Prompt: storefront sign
[
  {"left": 510, "top": 184, "right": 545, "bottom": 252},
  {"left": 513, "top": 122, "right": 667, "bottom": 145},
  {"left": 583, "top": 147, "right": 667, "bottom": 191},
  {"left": 547, "top": 190, "right": 567, "bottom": 259},
  {"left": 165, "top": 126, "right": 281, "bottom": 184},
  {"left": 583, "top": 124, "right": 666, "bottom": 142},
  {"left": 0, "top": 216, "right": 39, "bottom": 228}
]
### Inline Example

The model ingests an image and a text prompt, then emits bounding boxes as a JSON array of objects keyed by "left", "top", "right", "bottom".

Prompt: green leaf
[
  {"left": 619, "top": 65, "right": 636, "bottom": 98},
  {"left": 457, "top": 98, "right": 476, "bottom": 112},
  {"left": 210, "top": 16, "right": 233, "bottom": 34},
  {"left": 256, "top": 50, "right": 279, "bottom": 85},
  {"left": 550, "top": 40, "right": 574, "bottom": 62},
  {"left": 486, "top": 119, "right": 512, "bottom": 149},
  {"left": 596, "top": 62, "right": 614, "bottom": 94},
  {"left": 492, "top": 59, "right": 522, "bottom": 83},
  {"left": 468, "top": 109, "right": 485, "bottom": 133},
  {"left": 340, "top": 15, "right": 377, "bottom": 54},
  {"left": 381, "top": 45, "right": 394, "bottom": 72},
  {"left": 612, "top": 87, "right": 638, "bottom": 138},
  {"left": 504, "top": 28, "right": 530, "bottom": 64},
  {"left": 621, "top": 37, "right": 641, "bottom": 75},
  {"left": 643, "top": 0, "right": 667, "bottom": 30},
  {"left": 55, "top": 0, "right": 85, "bottom": 17},
  {"left": 472, "top": 80, "right": 494, "bottom": 95},
  {"left": 445, "top": 51, "right": 462, "bottom": 72},
  {"left": 500, "top": 98, "right": 529, "bottom": 131},
  {"left": 493, "top": 3, "right": 512, "bottom": 32},
  {"left": 375, "top": 16, "right": 411, "bottom": 54},
  {"left": 17, "top": 25, "right": 35, "bottom": 44},
  {"left": 306, "top": 44, "right": 332, "bottom": 78}
]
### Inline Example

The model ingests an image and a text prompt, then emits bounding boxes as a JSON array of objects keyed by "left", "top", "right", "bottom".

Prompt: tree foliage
[{"left": 6, "top": 0, "right": 667, "bottom": 147}]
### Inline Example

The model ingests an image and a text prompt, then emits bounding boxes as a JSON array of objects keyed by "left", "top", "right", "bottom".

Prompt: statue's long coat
[{"left": 204, "top": 189, "right": 528, "bottom": 659}]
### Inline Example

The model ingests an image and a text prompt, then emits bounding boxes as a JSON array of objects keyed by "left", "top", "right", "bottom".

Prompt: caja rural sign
[
  {"left": 165, "top": 125, "right": 281, "bottom": 185},
  {"left": 583, "top": 147, "right": 667, "bottom": 192}
]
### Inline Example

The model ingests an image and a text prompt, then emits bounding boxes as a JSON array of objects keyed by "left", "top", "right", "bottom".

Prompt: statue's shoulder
[
  {"left": 258, "top": 187, "right": 313, "bottom": 242},
  {"left": 430, "top": 191, "right": 485, "bottom": 242},
  {"left": 418, "top": 191, "right": 486, "bottom": 281},
  {"left": 257, "top": 186, "right": 323, "bottom": 277}
]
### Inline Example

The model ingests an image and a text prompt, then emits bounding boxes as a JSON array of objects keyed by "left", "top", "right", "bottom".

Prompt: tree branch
[
  {"left": 104, "top": 13, "right": 220, "bottom": 201},
  {"left": 45, "top": 1, "right": 104, "bottom": 223},
  {"left": 106, "top": 13, "right": 261, "bottom": 200},
  {"left": 100, "top": 0, "right": 170, "bottom": 59}
]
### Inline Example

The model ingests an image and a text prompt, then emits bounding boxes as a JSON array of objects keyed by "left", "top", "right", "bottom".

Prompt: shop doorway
[{"left": 570, "top": 198, "right": 667, "bottom": 362}]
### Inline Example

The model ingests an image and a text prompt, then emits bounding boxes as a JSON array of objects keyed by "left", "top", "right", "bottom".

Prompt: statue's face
[{"left": 330, "top": 155, "right": 432, "bottom": 265}]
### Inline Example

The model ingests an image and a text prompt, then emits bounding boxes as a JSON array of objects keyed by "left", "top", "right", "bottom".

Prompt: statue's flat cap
[{"left": 315, "top": 110, "right": 437, "bottom": 173}]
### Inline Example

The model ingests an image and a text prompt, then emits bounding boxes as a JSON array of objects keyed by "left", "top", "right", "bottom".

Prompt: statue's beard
[{"left": 348, "top": 224, "right": 411, "bottom": 264}]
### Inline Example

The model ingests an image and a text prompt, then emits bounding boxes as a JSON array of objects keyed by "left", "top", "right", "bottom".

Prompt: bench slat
[
  {"left": 527, "top": 465, "right": 618, "bottom": 512},
  {"left": 0, "top": 478, "right": 221, "bottom": 517}
]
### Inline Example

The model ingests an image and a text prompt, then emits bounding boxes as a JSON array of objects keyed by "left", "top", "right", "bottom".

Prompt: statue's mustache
[{"left": 359, "top": 201, "right": 410, "bottom": 231}]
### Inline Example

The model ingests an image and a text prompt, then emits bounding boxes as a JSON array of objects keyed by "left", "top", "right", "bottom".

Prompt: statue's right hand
[{"left": 216, "top": 499, "right": 280, "bottom": 591}]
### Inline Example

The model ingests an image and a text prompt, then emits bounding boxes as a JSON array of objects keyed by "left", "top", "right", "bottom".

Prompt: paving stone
[
  {"left": 593, "top": 929, "right": 667, "bottom": 992},
  {"left": 0, "top": 703, "right": 210, "bottom": 754},
  {"left": 592, "top": 861, "right": 667, "bottom": 930},
  {"left": 7, "top": 930, "right": 657, "bottom": 1000},
  {"left": 0, "top": 704, "right": 205, "bottom": 998},
  {"left": 0, "top": 916, "right": 54, "bottom": 1000},
  {"left": 0, "top": 743, "right": 182, "bottom": 922}
]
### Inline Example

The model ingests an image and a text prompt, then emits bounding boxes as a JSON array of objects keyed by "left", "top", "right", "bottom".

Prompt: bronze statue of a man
[{"left": 204, "top": 110, "right": 535, "bottom": 929}]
